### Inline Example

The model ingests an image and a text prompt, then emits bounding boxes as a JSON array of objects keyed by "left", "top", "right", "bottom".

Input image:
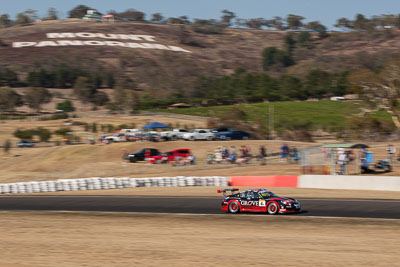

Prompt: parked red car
[{"left": 148, "top": 149, "right": 192, "bottom": 164}]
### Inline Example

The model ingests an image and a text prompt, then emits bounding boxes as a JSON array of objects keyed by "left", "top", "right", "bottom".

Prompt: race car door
[
  {"left": 239, "top": 191, "right": 260, "bottom": 211},
  {"left": 251, "top": 191, "right": 266, "bottom": 212}
]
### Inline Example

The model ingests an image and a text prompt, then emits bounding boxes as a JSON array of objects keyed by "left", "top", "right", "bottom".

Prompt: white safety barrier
[
  {"left": 0, "top": 176, "right": 229, "bottom": 195},
  {"left": 299, "top": 175, "right": 400, "bottom": 191}
]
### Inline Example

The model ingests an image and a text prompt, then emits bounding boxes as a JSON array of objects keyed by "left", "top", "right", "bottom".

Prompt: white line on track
[{"left": 10, "top": 210, "right": 400, "bottom": 221}]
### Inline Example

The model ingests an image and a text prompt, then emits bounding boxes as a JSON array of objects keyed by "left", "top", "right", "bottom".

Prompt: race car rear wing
[{"left": 217, "top": 188, "right": 239, "bottom": 198}]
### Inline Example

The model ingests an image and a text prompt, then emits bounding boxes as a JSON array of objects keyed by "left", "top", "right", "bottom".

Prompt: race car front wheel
[
  {"left": 267, "top": 202, "right": 279, "bottom": 215},
  {"left": 228, "top": 201, "right": 240, "bottom": 213}
]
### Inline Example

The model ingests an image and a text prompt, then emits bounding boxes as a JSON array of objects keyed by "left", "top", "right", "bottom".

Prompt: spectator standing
[
  {"left": 259, "top": 145, "right": 267, "bottom": 165},
  {"left": 280, "top": 144, "right": 289, "bottom": 163},
  {"left": 386, "top": 144, "right": 396, "bottom": 165},
  {"left": 338, "top": 152, "right": 348, "bottom": 175}
]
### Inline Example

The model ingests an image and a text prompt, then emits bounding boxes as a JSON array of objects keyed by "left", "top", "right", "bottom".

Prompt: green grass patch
[
  {"left": 151, "top": 100, "right": 392, "bottom": 129},
  {"left": 0, "top": 115, "right": 27, "bottom": 120}
]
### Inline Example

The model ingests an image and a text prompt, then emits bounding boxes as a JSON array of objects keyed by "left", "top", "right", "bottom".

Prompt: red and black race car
[{"left": 218, "top": 188, "right": 301, "bottom": 215}]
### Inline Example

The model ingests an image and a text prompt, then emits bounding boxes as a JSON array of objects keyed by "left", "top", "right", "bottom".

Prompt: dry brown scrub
[{"left": 0, "top": 211, "right": 398, "bottom": 267}]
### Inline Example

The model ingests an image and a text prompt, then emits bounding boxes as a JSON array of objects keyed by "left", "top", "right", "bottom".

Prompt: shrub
[
  {"left": 38, "top": 113, "right": 69, "bottom": 121},
  {"left": 54, "top": 127, "right": 71, "bottom": 137},
  {"left": 36, "top": 127, "right": 52, "bottom": 142},
  {"left": 57, "top": 100, "right": 75, "bottom": 112},
  {"left": 3, "top": 139, "right": 11, "bottom": 154},
  {"left": 13, "top": 129, "right": 35, "bottom": 140}
]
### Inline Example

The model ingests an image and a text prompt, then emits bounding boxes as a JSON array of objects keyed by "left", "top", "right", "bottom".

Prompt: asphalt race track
[{"left": 0, "top": 196, "right": 399, "bottom": 219}]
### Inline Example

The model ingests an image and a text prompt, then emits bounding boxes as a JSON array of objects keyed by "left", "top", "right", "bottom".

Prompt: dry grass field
[
  {"left": 1, "top": 111, "right": 399, "bottom": 183},
  {"left": 0, "top": 139, "right": 311, "bottom": 182},
  {"left": 0, "top": 211, "right": 398, "bottom": 267}
]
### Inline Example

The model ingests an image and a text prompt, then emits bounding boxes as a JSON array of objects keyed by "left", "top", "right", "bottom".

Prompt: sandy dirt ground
[
  {"left": 33, "top": 186, "right": 400, "bottom": 200},
  {"left": 0, "top": 211, "right": 398, "bottom": 267}
]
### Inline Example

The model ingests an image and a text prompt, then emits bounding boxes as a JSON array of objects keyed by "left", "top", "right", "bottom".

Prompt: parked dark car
[
  {"left": 127, "top": 148, "right": 161, "bottom": 163},
  {"left": 211, "top": 126, "right": 232, "bottom": 133},
  {"left": 215, "top": 130, "right": 250, "bottom": 140},
  {"left": 17, "top": 140, "right": 35, "bottom": 148}
]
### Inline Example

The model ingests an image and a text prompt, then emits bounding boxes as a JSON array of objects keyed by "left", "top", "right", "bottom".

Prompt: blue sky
[{"left": 1, "top": 0, "right": 400, "bottom": 28}]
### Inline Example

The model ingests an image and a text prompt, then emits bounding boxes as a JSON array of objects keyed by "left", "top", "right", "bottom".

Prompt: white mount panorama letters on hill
[{"left": 12, "top": 32, "right": 191, "bottom": 53}]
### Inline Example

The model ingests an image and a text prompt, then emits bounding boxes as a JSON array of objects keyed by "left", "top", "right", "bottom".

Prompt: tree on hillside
[
  {"left": 151, "top": 13, "right": 164, "bottom": 23},
  {"left": 116, "top": 9, "right": 145, "bottom": 21},
  {"left": 73, "top": 76, "right": 109, "bottom": 108},
  {"left": 350, "top": 60, "right": 400, "bottom": 110},
  {"left": 284, "top": 33, "right": 296, "bottom": 53},
  {"left": 192, "top": 19, "right": 223, "bottom": 34},
  {"left": 245, "top": 18, "right": 265, "bottom": 30},
  {"left": 270, "top": 16, "right": 285, "bottom": 30},
  {"left": 56, "top": 100, "right": 75, "bottom": 112},
  {"left": 0, "top": 14, "right": 12, "bottom": 28},
  {"left": 178, "top": 16, "right": 191, "bottom": 24},
  {"left": 280, "top": 75, "right": 305, "bottom": 100},
  {"left": 305, "top": 21, "right": 329, "bottom": 38},
  {"left": 68, "top": 5, "right": 91, "bottom": 18},
  {"left": 0, "top": 87, "right": 23, "bottom": 113},
  {"left": 353, "top": 14, "right": 370, "bottom": 31},
  {"left": 262, "top": 47, "right": 279, "bottom": 70},
  {"left": 167, "top": 17, "right": 185, "bottom": 24},
  {"left": 14, "top": 9, "right": 38, "bottom": 25},
  {"left": 297, "top": 31, "right": 312, "bottom": 48},
  {"left": 42, "top": 8, "right": 58, "bottom": 21},
  {"left": 106, "top": 73, "right": 116, "bottom": 88},
  {"left": 14, "top": 129, "right": 35, "bottom": 140},
  {"left": 111, "top": 85, "right": 127, "bottom": 113},
  {"left": 73, "top": 77, "right": 94, "bottom": 104},
  {"left": 220, "top": 9, "right": 236, "bottom": 27},
  {"left": 24, "top": 87, "right": 52, "bottom": 113},
  {"left": 14, "top": 11, "right": 35, "bottom": 25},
  {"left": 286, "top": 14, "right": 304, "bottom": 30},
  {"left": 122, "top": 77, "right": 137, "bottom": 90},
  {"left": 36, "top": 127, "right": 52, "bottom": 142},
  {"left": 0, "top": 68, "right": 19, "bottom": 87},
  {"left": 262, "top": 46, "right": 294, "bottom": 71},
  {"left": 335, "top": 17, "right": 353, "bottom": 30},
  {"left": 304, "top": 70, "right": 333, "bottom": 99},
  {"left": 128, "top": 91, "right": 141, "bottom": 114}
]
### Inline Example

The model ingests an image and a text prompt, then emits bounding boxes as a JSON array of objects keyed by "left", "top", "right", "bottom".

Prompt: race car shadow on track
[{"left": 222, "top": 210, "right": 309, "bottom": 216}]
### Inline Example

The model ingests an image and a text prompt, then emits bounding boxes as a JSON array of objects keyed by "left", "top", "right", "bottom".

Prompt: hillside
[{"left": 2, "top": 21, "right": 400, "bottom": 97}]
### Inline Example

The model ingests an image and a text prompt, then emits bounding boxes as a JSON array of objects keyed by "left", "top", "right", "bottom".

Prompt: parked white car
[
  {"left": 182, "top": 129, "right": 215, "bottom": 141},
  {"left": 160, "top": 129, "right": 190, "bottom": 140},
  {"left": 104, "top": 135, "right": 125, "bottom": 142}
]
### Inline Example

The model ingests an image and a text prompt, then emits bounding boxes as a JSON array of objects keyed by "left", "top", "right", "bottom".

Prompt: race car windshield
[{"left": 260, "top": 191, "right": 277, "bottom": 198}]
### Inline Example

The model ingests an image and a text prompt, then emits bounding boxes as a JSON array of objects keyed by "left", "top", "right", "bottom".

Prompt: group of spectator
[
  {"left": 207, "top": 145, "right": 252, "bottom": 165},
  {"left": 338, "top": 144, "right": 396, "bottom": 175},
  {"left": 280, "top": 144, "right": 300, "bottom": 163},
  {"left": 206, "top": 144, "right": 300, "bottom": 166},
  {"left": 170, "top": 154, "right": 196, "bottom": 166}
]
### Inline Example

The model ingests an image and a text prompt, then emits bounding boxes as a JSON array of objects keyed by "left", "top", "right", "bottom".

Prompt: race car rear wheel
[
  {"left": 267, "top": 202, "right": 279, "bottom": 215},
  {"left": 228, "top": 201, "right": 240, "bottom": 213}
]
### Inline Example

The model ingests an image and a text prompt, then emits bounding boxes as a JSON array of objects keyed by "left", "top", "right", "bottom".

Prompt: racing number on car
[{"left": 258, "top": 199, "right": 266, "bottom": 207}]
